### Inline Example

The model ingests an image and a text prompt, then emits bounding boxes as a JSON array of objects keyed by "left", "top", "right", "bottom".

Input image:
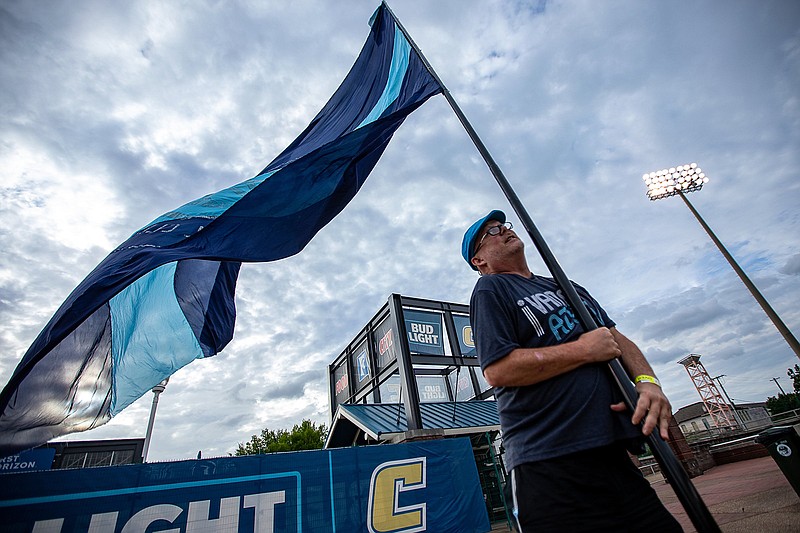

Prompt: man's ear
[{"left": 471, "top": 255, "right": 486, "bottom": 271}]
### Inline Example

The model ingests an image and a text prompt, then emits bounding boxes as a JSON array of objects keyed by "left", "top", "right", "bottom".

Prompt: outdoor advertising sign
[
  {"left": 374, "top": 318, "right": 397, "bottom": 371},
  {"left": 0, "top": 447, "right": 55, "bottom": 473},
  {"left": 354, "top": 340, "right": 371, "bottom": 387},
  {"left": 333, "top": 361, "right": 349, "bottom": 406},
  {"left": 403, "top": 310, "right": 444, "bottom": 356},
  {"left": 0, "top": 438, "right": 489, "bottom": 533},
  {"left": 452, "top": 315, "right": 476, "bottom": 357}
]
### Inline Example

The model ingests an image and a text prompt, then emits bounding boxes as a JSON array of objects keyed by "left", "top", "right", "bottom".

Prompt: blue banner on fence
[
  {"left": 0, "top": 447, "right": 55, "bottom": 473},
  {"left": 0, "top": 437, "right": 489, "bottom": 533}
]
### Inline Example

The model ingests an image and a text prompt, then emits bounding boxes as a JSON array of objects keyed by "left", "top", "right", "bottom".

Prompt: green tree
[
  {"left": 787, "top": 364, "right": 800, "bottom": 393},
  {"left": 234, "top": 419, "right": 328, "bottom": 456},
  {"left": 765, "top": 393, "right": 800, "bottom": 415}
]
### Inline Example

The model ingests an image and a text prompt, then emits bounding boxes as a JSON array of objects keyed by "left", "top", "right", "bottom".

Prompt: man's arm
[
  {"left": 482, "top": 327, "right": 623, "bottom": 387},
  {"left": 482, "top": 324, "right": 672, "bottom": 439},
  {"left": 609, "top": 328, "right": 672, "bottom": 440}
]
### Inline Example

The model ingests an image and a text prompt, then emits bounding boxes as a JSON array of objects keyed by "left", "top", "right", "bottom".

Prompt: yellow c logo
[
  {"left": 462, "top": 325, "right": 474, "bottom": 347},
  {"left": 367, "top": 457, "right": 427, "bottom": 533}
]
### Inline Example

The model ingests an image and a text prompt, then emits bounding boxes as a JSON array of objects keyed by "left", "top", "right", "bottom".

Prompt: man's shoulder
[
  {"left": 474, "top": 273, "right": 555, "bottom": 291},
  {"left": 472, "top": 274, "right": 512, "bottom": 298},
  {"left": 474, "top": 273, "right": 505, "bottom": 289}
]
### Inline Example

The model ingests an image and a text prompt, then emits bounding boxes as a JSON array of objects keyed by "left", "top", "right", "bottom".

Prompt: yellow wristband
[{"left": 634, "top": 374, "right": 661, "bottom": 387}]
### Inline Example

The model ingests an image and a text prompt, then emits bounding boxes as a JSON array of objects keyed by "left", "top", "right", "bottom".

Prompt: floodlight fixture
[
  {"left": 642, "top": 163, "right": 800, "bottom": 360},
  {"left": 642, "top": 162, "right": 709, "bottom": 201}
]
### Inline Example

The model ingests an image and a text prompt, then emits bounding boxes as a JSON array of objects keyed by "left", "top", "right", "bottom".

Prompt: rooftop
[{"left": 326, "top": 400, "right": 500, "bottom": 447}]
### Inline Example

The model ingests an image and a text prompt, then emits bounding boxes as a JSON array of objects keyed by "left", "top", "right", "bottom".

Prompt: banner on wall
[{"left": 0, "top": 438, "right": 489, "bottom": 533}]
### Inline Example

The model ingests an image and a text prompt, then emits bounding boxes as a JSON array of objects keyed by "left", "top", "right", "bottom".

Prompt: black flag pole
[{"left": 382, "top": 2, "right": 720, "bottom": 531}]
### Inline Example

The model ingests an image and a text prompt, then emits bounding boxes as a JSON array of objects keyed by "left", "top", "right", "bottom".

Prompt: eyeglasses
[{"left": 474, "top": 221, "right": 513, "bottom": 253}]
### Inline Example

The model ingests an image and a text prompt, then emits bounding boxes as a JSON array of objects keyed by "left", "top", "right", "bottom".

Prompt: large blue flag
[{"left": 0, "top": 4, "right": 441, "bottom": 455}]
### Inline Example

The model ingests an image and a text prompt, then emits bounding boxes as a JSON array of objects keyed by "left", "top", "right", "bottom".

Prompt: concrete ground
[
  {"left": 490, "top": 455, "right": 799, "bottom": 532},
  {"left": 651, "top": 455, "right": 799, "bottom": 532}
]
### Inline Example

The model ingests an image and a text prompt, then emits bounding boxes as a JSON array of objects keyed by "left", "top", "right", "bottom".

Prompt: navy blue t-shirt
[{"left": 469, "top": 273, "right": 639, "bottom": 471}]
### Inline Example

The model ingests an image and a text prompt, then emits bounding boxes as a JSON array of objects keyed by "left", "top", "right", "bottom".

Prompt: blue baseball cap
[{"left": 462, "top": 210, "right": 506, "bottom": 270}]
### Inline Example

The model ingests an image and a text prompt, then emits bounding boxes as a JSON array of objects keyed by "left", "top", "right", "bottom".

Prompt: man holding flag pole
[
  {"left": 464, "top": 209, "right": 682, "bottom": 531},
  {"left": 383, "top": 2, "right": 718, "bottom": 529}
]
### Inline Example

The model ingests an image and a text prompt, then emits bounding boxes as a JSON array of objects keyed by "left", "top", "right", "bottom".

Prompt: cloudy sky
[{"left": 1, "top": 0, "right": 799, "bottom": 461}]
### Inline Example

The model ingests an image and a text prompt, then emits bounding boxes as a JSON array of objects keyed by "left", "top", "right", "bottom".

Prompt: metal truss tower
[{"left": 677, "top": 354, "right": 737, "bottom": 429}]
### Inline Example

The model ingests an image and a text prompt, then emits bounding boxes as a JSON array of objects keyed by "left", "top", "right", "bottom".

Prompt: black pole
[
  {"left": 772, "top": 377, "right": 786, "bottom": 395},
  {"left": 678, "top": 191, "right": 800, "bottom": 360},
  {"left": 382, "top": 3, "right": 720, "bottom": 531},
  {"left": 388, "top": 293, "right": 423, "bottom": 430}
]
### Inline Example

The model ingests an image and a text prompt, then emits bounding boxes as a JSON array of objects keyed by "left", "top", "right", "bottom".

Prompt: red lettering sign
[
  {"left": 378, "top": 329, "right": 393, "bottom": 355},
  {"left": 335, "top": 373, "right": 348, "bottom": 394}
]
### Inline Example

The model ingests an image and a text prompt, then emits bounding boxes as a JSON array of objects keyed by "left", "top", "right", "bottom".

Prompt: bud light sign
[{"left": 404, "top": 310, "right": 444, "bottom": 356}]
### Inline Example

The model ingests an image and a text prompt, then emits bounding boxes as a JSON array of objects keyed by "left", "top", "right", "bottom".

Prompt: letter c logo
[
  {"left": 462, "top": 326, "right": 474, "bottom": 347},
  {"left": 367, "top": 457, "right": 427, "bottom": 533}
]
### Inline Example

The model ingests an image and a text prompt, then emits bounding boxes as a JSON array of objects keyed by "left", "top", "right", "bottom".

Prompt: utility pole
[
  {"left": 771, "top": 377, "right": 786, "bottom": 395},
  {"left": 712, "top": 375, "right": 742, "bottom": 428}
]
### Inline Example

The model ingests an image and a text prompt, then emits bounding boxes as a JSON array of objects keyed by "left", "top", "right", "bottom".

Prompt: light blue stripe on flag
[
  {"left": 109, "top": 262, "right": 203, "bottom": 414},
  {"left": 151, "top": 169, "right": 278, "bottom": 224},
  {"left": 357, "top": 26, "right": 411, "bottom": 129}
]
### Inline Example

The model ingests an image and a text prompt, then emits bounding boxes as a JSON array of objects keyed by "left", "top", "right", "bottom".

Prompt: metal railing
[
  {"left": 680, "top": 417, "right": 775, "bottom": 444},
  {"left": 639, "top": 463, "right": 662, "bottom": 477},
  {"left": 769, "top": 408, "right": 800, "bottom": 424}
]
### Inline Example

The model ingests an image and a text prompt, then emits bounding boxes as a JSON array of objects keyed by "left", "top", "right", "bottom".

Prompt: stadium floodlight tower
[
  {"left": 677, "top": 354, "right": 736, "bottom": 429},
  {"left": 642, "top": 163, "right": 800, "bottom": 361}
]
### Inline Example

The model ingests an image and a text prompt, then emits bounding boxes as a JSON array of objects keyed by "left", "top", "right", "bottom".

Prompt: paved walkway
[
  {"left": 491, "top": 455, "right": 799, "bottom": 532},
  {"left": 650, "top": 456, "right": 799, "bottom": 532}
]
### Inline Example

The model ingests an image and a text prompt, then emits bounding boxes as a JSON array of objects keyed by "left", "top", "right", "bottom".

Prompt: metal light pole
[
  {"left": 142, "top": 378, "right": 169, "bottom": 462},
  {"left": 642, "top": 163, "right": 800, "bottom": 361},
  {"left": 712, "top": 374, "right": 743, "bottom": 428}
]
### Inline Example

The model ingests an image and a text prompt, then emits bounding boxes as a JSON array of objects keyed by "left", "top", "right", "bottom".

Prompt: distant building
[
  {"left": 48, "top": 438, "right": 144, "bottom": 469},
  {"left": 733, "top": 402, "right": 772, "bottom": 427},
  {"left": 0, "top": 438, "right": 144, "bottom": 473},
  {"left": 675, "top": 401, "right": 770, "bottom": 435}
]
